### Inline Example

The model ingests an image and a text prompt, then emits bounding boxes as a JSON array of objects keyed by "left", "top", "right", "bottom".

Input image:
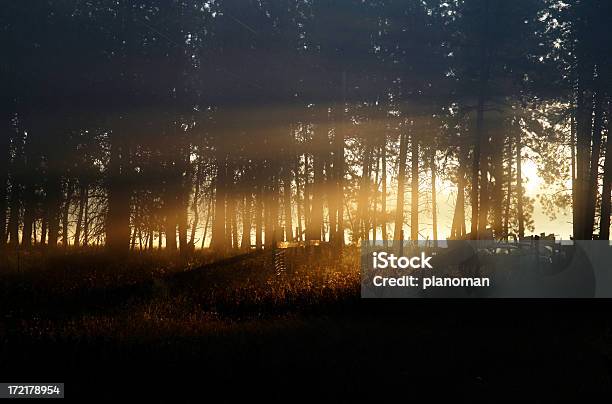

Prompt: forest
[
  {"left": 3, "top": 1, "right": 612, "bottom": 399},
  {"left": 2, "top": 1, "right": 612, "bottom": 256}
]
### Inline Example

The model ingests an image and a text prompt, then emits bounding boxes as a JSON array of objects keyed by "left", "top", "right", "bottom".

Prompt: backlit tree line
[{"left": 1, "top": 0, "right": 612, "bottom": 255}]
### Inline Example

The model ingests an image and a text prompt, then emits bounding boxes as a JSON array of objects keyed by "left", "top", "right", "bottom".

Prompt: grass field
[{"left": 1, "top": 247, "right": 612, "bottom": 400}]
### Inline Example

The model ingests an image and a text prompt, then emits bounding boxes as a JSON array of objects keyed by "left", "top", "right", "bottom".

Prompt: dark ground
[{"left": 1, "top": 249, "right": 611, "bottom": 401}]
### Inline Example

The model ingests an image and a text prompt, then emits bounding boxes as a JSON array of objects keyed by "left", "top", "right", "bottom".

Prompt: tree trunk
[
  {"left": 242, "top": 193, "right": 251, "bottom": 250},
  {"left": 74, "top": 183, "right": 86, "bottom": 247},
  {"left": 571, "top": 110, "right": 577, "bottom": 238},
  {"left": 451, "top": 174, "right": 466, "bottom": 239},
  {"left": 381, "top": 137, "right": 388, "bottom": 245},
  {"left": 599, "top": 102, "right": 612, "bottom": 240},
  {"left": 303, "top": 153, "right": 311, "bottom": 237},
  {"left": 7, "top": 128, "right": 24, "bottom": 246},
  {"left": 471, "top": 95, "right": 484, "bottom": 240},
  {"left": 130, "top": 221, "right": 137, "bottom": 251},
  {"left": 431, "top": 152, "right": 438, "bottom": 247},
  {"left": 574, "top": 64, "right": 594, "bottom": 240},
  {"left": 7, "top": 178, "right": 20, "bottom": 246},
  {"left": 410, "top": 136, "right": 419, "bottom": 241},
  {"left": 503, "top": 134, "right": 512, "bottom": 238},
  {"left": 62, "top": 179, "right": 72, "bottom": 247},
  {"left": 478, "top": 131, "right": 490, "bottom": 237},
  {"left": 516, "top": 127, "right": 524, "bottom": 239},
  {"left": 21, "top": 184, "right": 35, "bottom": 248},
  {"left": 394, "top": 132, "right": 408, "bottom": 241},
  {"left": 309, "top": 123, "right": 325, "bottom": 241},
  {"left": 82, "top": 187, "right": 89, "bottom": 246},
  {"left": 372, "top": 147, "right": 380, "bottom": 240},
  {"left": 45, "top": 168, "right": 62, "bottom": 247},
  {"left": 202, "top": 191, "right": 213, "bottom": 249},
  {"left": 283, "top": 172, "right": 293, "bottom": 242},
  {"left": 189, "top": 159, "right": 202, "bottom": 246},
  {"left": 584, "top": 88, "right": 604, "bottom": 239},
  {"left": 491, "top": 132, "right": 504, "bottom": 238},
  {"left": 0, "top": 116, "right": 9, "bottom": 246},
  {"left": 229, "top": 195, "right": 238, "bottom": 250},
  {"left": 177, "top": 150, "right": 190, "bottom": 254},
  {"left": 295, "top": 154, "right": 303, "bottom": 241},
  {"left": 336, "top": 71, "right": 346, "bottom": 247},
  {"left": 255, "top": 181, "right": 263, "bottom": 250},
  {"left": 335, "top": 132, "right": 344, "bottom": 245},
  {"left": 267, "top": 175, "right": 279, "bottom": 248},
  {"left": 40, "top": 216, "right": 47, "bottom": 245},
  {"left": 358, "top": 140, "right": 372, "bottom": 241}
]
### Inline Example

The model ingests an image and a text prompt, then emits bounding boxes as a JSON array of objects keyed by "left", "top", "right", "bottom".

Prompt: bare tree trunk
[
  {"left": 471, "top": 105, "right": 482, "bottom": 239},
  {"left": 599, "top": 102, "right": 612, "bottom": 240},
  {"left": 410, "top": 136, "right": 419, "bottom": 241},
  {"left": 268, "top": 175, "right": 279, "bottom": 247},
  {"left": 295, "top": 154, "right": 303, "bottom": 241},
  {"left": 74, "top": 183, "right": 86, "bottom": 247},
  {"left": 394, "top": 132, "right": 408, "bottom": 241},
  {"left": 574, "top": 64, "right": 594, "bottom": 240},
  {"left": 62, "top": 179, "right": 72, "bottom": 247},
  {"left": 283, "top": 173, "right": 293, "bottom": 242},
  {"left": 21, "top": 185, "right": 35, "bottom": 247},
  {"left": 229, "top": 195, "right": 238, "bottom": 250},
  {"left": 452, "top": 143, "right": 468, "bottom": 239},
  {"left": 189, "top": 159, "right": 202, "bottom": 246},
  {"left": 202, "top": 192, "right": 213, "bottom": 249},
  {"left": 584, "top": 89, "right": 604, "bottom": 239},
  {"left": 491, "top": 133, "right": 504, "bottom": 238},
  {"left": 40, "top": 215, "right": 47, "bottom": 245},
  {"left": 478, "top": 138, "right": 490, "bottom": 237},
  {"left": 516, "top": 127, "right": 524, "bottom": 239},
  {"left": 242, "top": 193, "right": 251, "bottom": 250},
  {"left": 503, "top": 134, "right": 512, "bottom": 238},
  {"left": 571, "top": 111, "right": 577, "bottom": 238},
  {"left": 327, "top": 156, "right": 337, "bottom": 243},
  {"left": 255, "top": 181, "right": 263, "bottom": 250},
  {"left": 0, "top": 116, "right": 9, "bottom": 246},
  {"left": 7, "top": 179, "right": 20, "bottom": 246},
  {"left": 303, "top": 154, "right": 311, "bottom": 237},
  {"left": 7, "top": 128, "right": 24, "bottom": 247},
  {"left": 358, "top": 140, "right": 372, "bottom": 241},
  {"left": 336, "top": 71, "right": 346, "bottom": 247},
  {"left": 82, "top": 187, "right": 89, "bottom": 246},
  {"left": 431, "top": 152, "right": 438, "bottom": 247},
  {"left": 45, "top": 171, "right": 62, "bottom": 247},
  {"left": 309, "top": 121, "right": 325, "bottom": 241},
  {"left": 451, "top": 177, "right": 466, "bottom": 239},
  {"left": 381, "top": 136, "right": 388, "bottom": 245},
  {"left": 372, "top": 147, "right": 380, "bottom": 240},
  {"left": 130, "top": 222, "right": 137, "bottom": 251}
]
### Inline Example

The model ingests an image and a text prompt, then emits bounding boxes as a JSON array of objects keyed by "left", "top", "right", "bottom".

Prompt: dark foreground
[{"left": 1, "top": 248, "right": 611, "bottom": 401}]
